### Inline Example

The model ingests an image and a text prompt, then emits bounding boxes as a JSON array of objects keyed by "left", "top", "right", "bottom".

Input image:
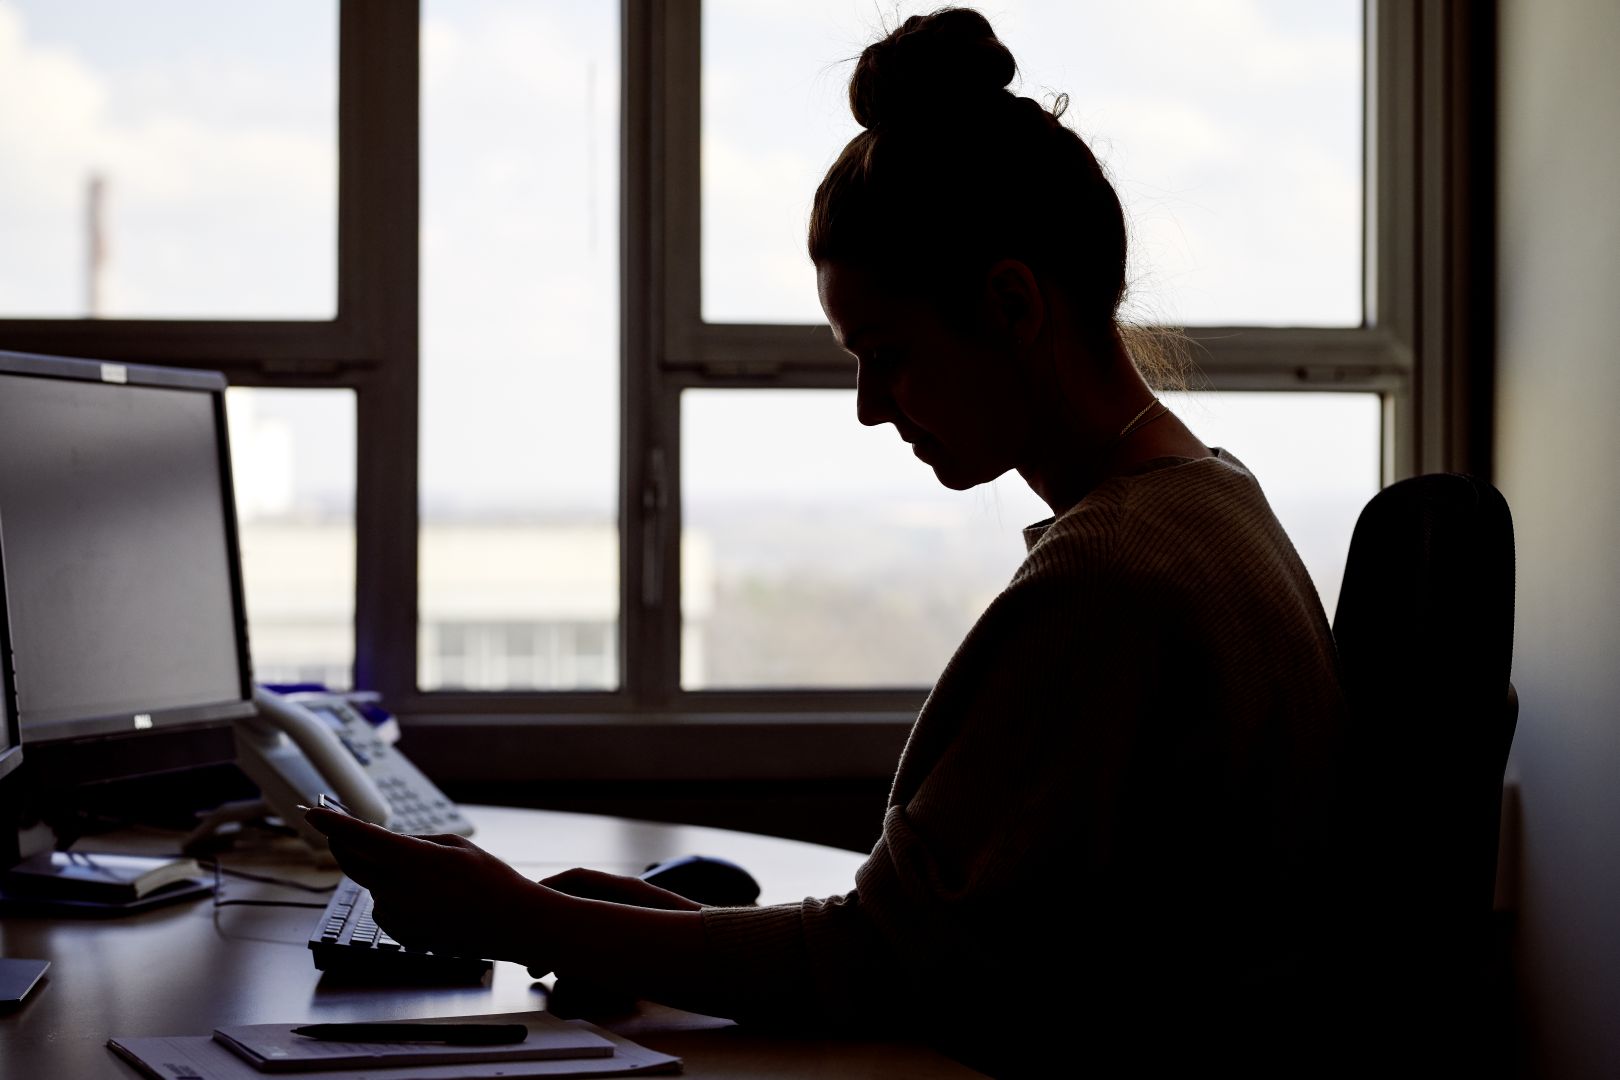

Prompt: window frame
[
  {"left": 0, "top": 0, "right": 1492, "bottom": 785},
  {"left": 611, "top": 0, "right": 1492, "bottom": 736}
]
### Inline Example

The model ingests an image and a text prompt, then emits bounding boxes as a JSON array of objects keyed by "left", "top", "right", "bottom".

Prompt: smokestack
[{"left": 86, "top": 171, "right": 107, "bottom": 317}]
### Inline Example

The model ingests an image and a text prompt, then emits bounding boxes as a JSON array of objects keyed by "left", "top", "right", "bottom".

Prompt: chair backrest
[{"left": 1331, "top": 473, "right": 1517, "bottom": 959}]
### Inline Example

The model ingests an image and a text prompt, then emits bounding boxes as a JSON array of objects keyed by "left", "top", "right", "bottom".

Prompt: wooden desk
[{"left": 0, "top": 805, "right": 985, "bottom": 1078}]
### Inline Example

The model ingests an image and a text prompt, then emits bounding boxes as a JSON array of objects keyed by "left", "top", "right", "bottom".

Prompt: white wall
[{"left": 1496, "top": 1, "right": 1620, "bottom": 1076}]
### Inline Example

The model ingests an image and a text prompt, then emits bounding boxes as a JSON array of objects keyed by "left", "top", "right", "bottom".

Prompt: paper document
[
  {"left": 108, "top": 1020, "right": 680, "bottom": 1080},
  {"left": 213, "top": 1011, "right": 613, "bottom": 1071}
]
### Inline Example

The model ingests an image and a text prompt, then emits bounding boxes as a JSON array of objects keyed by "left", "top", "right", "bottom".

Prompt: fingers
[
  {"left": 306, "top": 810, "right": 477, "bottom": 865},
  {"left": 323, "top": 844, "right": 397, "bottom": 892},
  {"left": 304, "top": 807, "right": 402, "bottom": 853},
  {"left": 305, "top": 809, "right": 426, "bottom": 891}
]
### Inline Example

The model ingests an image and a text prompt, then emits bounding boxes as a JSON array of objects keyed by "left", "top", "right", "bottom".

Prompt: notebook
[
  {"left": 109, "top": 1017, "right": 680, "bottom": 1080},
  {"left": 5, "top": 850, "right": 204, "bottom": 902},
  {"left": 212, "top": 1012, "right": 613, "bottom": 1072}
]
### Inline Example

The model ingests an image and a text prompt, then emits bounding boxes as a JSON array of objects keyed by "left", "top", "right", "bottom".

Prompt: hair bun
[{"left": 849, "top": 7, "right": 1017, "bottom": 130}]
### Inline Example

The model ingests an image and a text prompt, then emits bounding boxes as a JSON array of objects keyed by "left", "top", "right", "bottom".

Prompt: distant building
[{"left": 239, "top": 520, "right": 714, "bottom": 691}]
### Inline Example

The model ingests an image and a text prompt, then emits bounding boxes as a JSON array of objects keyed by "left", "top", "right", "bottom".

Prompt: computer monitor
[
  {"left": 0, "top": 349, "right": 255, "bottom": 788},
  {"left": 0, "top": 557, "right": 18, "bottom": 786}
]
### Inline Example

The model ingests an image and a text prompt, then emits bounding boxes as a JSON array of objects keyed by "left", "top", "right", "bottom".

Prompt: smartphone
[{"left": 296, "top": 792, "right": 359, "bottom": 819}]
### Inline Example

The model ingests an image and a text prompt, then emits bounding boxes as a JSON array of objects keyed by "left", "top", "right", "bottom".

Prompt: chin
[
  {"left": 932, "top": 467, "right": 979, "bottom": 491},
  {"left": 912, "top": 438, "right": 1010, "bottom": 491},
  {"left": 928, "top": 458, "right": 1003, "bottom": 492}
]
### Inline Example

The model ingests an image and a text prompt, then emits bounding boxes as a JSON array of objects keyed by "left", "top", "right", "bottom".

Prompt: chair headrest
[{"left": 1332, "top": 473, "right": 1515, "bottom": 717}]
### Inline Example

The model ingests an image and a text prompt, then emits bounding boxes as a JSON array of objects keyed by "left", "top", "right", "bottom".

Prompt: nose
[{"left": 854, "top": 360, "right": 894, "bottom": 428}]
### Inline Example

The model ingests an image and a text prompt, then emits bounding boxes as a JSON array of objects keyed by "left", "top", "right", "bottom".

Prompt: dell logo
[{"left": 133, "top": 714, "right": 153, "bottom": 730}]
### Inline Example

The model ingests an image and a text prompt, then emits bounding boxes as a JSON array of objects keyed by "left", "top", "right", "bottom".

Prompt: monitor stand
[{"left": 0, "top": 786, "right": 50, "bottom": 1007}]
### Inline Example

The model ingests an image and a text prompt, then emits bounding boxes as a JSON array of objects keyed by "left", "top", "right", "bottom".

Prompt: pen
[{"left": 291, "top": 1022, "right": 529, "bottom": 1045}]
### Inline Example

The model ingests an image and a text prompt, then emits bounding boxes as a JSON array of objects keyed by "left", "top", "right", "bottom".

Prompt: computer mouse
[{"left": 638, "top": 854, "right": 761, "bottom": 907}]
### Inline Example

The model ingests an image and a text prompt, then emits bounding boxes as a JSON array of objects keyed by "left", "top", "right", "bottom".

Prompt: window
[
  {"left": 0, "top": 2, "right": 1487, "bottom": 781},
  {"left": 418, "top": 0, "right": 620, "bottom": 690},
  {"left": 228, "top": 388, "right": 357, "bottom": 689}
]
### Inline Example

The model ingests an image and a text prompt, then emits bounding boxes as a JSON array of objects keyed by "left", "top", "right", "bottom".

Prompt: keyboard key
[{"left": 307, "top": 875, "right": 491, "bottom": 981}]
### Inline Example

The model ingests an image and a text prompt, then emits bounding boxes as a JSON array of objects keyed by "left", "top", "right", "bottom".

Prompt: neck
[{"left": 1016, "top": 339, "right": 1210, "bottom": 518}]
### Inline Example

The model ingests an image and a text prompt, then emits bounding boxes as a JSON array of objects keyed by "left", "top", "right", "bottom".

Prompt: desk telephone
[
  {"left": 234, "top": 687, "right": 472, "bottom": 854},
  {"left": 225, "top": 688, "right": 484, "bottom": 982}
]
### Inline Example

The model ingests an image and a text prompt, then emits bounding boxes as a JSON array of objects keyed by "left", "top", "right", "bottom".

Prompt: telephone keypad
[{"left": 288, "top": 693, "right": 473, "bottom": 840}]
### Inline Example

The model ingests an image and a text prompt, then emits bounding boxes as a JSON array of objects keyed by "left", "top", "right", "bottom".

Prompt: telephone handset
[{"left": 233, "top": 687, "right": 473, "bottom": 855}]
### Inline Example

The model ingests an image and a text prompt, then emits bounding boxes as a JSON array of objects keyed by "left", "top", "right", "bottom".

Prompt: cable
[
  {"left": 194, "top": 859, "right": 337, "bottom": 894},
  {"left": 207, "top": 858, "right": 337, "bottom": 913}
]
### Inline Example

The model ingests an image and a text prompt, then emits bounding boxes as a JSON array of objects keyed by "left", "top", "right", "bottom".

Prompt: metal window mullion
[
  {"left": 659, "top": 0, "right": 704, "bottom": 366},
  {"left": 1369, "top": 0, "right": 1421, "bottom": 482},
  {"left": 0, "top": 321, "right": 367, "bottom": 373},
  {"left": 668, "top": 323, "right": 1408, "bottom": 387},
  {"left": 645, "top": 0, "right": 702, "bottom": 705},
  {"left": 1418, "top": 1, "right": 1450, "bottom": 478},
  {"left": 1416, "top": 0, "right": 1494, "bottom": 479},
  {"left": 1369, "top": 0, "right": 1486, "bottom": 483},
  {"left": 622, "top": 0, "right": 685, "bottom": 709},
  {"left": 342, "top": 0, "right": 419, "bottom": 701}
]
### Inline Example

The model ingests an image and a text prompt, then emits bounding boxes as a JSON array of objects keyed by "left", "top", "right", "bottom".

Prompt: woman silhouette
[{"left": 310, "top": 9, "right": 1350, "bottom": 1076}]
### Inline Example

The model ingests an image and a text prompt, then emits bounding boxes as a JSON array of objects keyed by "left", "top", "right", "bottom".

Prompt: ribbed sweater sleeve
[{"left": 693, "top": 452, "right": 1347, "bottom": 1062}]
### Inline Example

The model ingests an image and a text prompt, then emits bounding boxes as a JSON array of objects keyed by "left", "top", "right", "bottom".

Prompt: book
[
  {"left": 3, "top": 850, "right": 205, "bottom": 903},
  {"left": 108, "top": 1017, "right": 681, "bottom": 1080},
  {"left": 0, "top": 877, "right": 214, "bottom": 917},
  {"left": 212, "top": 1012, "right": 615, "bottom": 1072}
]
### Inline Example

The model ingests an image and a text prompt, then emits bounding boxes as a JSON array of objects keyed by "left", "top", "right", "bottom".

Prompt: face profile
[{"left": 818, "top": 259, "right": 1039, "bottom": 492}]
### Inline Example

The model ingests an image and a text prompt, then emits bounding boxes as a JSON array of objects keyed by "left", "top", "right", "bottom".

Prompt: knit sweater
[{"left": 696, "top": 450, "right": 1350, "bottom": 1074}]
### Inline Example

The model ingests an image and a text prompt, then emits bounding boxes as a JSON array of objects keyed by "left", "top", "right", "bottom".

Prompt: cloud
[{"left": 0, "top": 1, "right": 334, "bottom": 317}]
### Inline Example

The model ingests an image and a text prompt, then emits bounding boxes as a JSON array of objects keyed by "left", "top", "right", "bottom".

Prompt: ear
[{"left": 982, "top": 259, "right": 1046, "bottom": 347}]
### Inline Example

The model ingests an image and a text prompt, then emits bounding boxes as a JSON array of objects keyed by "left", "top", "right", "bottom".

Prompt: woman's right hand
[{"left": 304, "top": 807, "right": 556, "bottom": 967}]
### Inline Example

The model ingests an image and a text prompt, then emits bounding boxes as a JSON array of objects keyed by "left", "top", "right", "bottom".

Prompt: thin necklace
[{"left": 1116, "top": 398, "right": 1165, "bottom": 442}]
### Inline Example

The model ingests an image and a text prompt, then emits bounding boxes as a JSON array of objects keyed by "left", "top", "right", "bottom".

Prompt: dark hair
[{"left": 809, "top": 7, "right": 1129, "bottom": 338}]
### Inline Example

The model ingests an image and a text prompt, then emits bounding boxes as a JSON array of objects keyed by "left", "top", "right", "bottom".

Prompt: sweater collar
[{"left": 1020, "top": 447, "right": 1237, "bottom": 552}]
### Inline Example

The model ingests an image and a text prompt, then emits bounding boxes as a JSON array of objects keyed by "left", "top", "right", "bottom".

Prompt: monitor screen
[{"left": 0, "top": 351, "right": 254, "bottom": 749}]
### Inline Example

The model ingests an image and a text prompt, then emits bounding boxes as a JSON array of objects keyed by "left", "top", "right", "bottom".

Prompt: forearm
[{"left": 522, "top": 885, "right": 716, "bottom": 1013}]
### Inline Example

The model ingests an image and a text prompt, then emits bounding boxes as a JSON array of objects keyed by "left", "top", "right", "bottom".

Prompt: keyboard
[{"left": 308, "top": 877, "right": 492, "bottom": 983}]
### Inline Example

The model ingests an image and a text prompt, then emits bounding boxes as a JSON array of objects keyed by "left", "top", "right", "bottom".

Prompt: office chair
[{"left": 1329, "top": 473, "right": 1516, "bottom": 1066}]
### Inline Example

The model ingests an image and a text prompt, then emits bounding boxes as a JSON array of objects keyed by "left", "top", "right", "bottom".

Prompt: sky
[
  {"left": 0, "top": 0, "right": 1374, "bottom": 602},
  {"left": 702, "top": 0, "right": 1363, "bottom": 326}
]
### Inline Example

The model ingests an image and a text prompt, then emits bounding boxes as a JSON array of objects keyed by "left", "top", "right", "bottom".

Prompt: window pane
[
  {"left": 682, "top": 390, "right": 1049, "bottom": 689},
  {"left": 702, "top": 0, "right": 1362, "bottom": 327},
  {"left": 682, "top": 390, "right": 1377, "bottom": 689},
  {"left": 419, "top": 0, "right": 620, "bottom": 691},
  {"left": 227, "top": 388, "right": 355, "bottom": 690},
  {"left": 0, "top": 0, "right": 336, "bottom": 318}
]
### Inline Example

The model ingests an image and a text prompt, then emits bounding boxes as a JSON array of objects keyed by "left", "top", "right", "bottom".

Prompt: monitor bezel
[
  {"left": 0, "top": 349, "right": 257, "bottom": 751},
  {"left": 0, "top": 518, "right": 19, "bottom": 782}
]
